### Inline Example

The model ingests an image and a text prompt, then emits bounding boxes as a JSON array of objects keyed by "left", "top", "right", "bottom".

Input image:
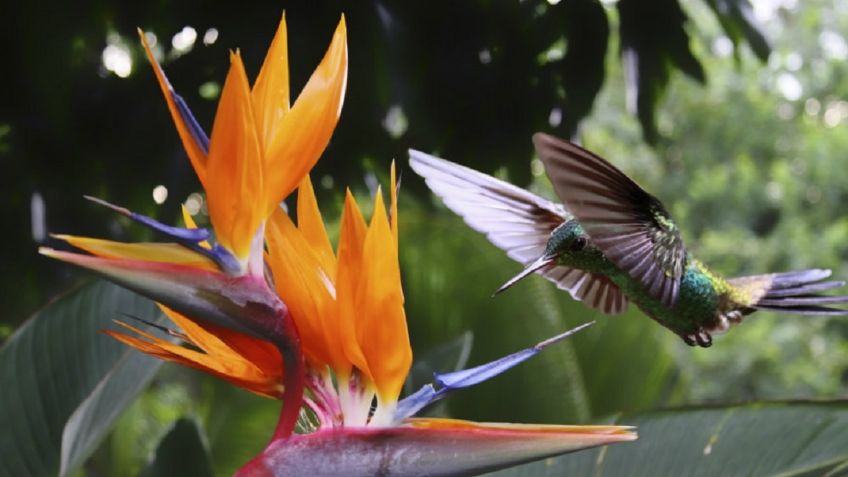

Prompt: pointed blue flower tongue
[
  {"left": 142, "top": 37, "right": 211, "bottom": 154},
  {"left": 83, "top": 195, "right": 242, "bottom": 275},
  {"left": 171, "top": 90, "right": 210, "bottom": 153},
  {"left": 396, "top": 321, "right": 595, "bottom": 420}
]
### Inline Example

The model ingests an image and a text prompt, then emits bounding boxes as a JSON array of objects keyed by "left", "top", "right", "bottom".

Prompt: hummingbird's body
[
  {"left": 540, "top": 219, "right": 744, "bottom": 345},
  {"left": 409, "top": 133, "right": 848, "bottom": 347}
]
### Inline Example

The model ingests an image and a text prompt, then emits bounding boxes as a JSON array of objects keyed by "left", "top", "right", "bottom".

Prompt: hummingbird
[{"left": 408, "top": 133, "right": 848, "bottom": 347}]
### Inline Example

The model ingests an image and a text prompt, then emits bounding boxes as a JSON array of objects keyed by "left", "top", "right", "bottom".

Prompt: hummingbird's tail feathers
[
  {"left": 729, "top": 269, "right": 848, "bottom": 316},
  {"left": 408, "top": 149, "right": 568, "bottom": 266},
  {"left": 493, "top": 255, "right": 557, "bottom": 296}
]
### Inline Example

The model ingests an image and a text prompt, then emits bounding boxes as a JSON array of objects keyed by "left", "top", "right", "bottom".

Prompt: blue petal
[
  {"left": 172, "top": 91, "right": 210, "bottom": 153},
  {"left": 83, "top": 195, "right": 241, "bottom": 275},
  {"left": 148, "top": 53, "right": 210, "bottom": 153},
  {"left": 394, "top": 384, "right": 437, "bottom": 420},
  {"left": 395, "top": 321, "right": 594, "bottom": 421},
  {"left": 435, "top": 321, "right": 594, "bottom": 389},
  {"left": 204, "top": 244, "right": 243, "bottom": 275},
  {"left": 434, "top": 348, "right": 537, "bottom": 389}
]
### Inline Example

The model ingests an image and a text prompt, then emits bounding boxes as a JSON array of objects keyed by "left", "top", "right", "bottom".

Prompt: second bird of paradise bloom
[{"left": 40, "top": 13, "right": 636, "bottom": 476}]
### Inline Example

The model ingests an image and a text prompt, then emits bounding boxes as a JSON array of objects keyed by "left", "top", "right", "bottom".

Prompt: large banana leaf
[
  {"left": 489, "top": 401, "right": 848, "bottom": 476},
  {"left": 0, "top": 280, "right": 165, "bottom": 477}
]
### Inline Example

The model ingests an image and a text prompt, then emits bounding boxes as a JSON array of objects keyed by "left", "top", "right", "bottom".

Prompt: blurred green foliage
[{"left": 4, "top": 0, "right": 848, "bottom": 475}]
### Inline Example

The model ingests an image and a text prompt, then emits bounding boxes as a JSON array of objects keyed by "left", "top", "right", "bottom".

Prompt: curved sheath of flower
[
  {"left": 39, "top": 246, "right": 284, "bottom": 339},
  {"left": 105, "top": 304, "right": 283, "bottom": 398},
  {"left": 236, "top": 419, "right": 636, "bottom": 477}
]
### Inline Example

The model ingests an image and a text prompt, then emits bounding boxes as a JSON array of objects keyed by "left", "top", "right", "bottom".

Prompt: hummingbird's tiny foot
[
  {"left": 681, "top": 334, "right": 697, "bottom": 346},
  {"left": 695, "top": 331, "right": 713, "bottom": 348}
]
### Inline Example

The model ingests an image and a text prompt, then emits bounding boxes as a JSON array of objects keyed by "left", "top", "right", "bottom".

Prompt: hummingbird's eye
[{"left": 571, "top": 236, "right": 587, "bottom": 252}]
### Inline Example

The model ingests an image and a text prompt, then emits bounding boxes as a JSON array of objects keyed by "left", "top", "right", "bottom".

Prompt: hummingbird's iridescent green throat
[{"left": 409, "top": 133, "right": 848, "bottom": 348}]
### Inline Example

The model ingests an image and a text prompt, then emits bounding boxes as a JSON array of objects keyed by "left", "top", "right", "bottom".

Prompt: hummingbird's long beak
[{"left": 493, "top": 254, "right": 557, "bottom": 296}]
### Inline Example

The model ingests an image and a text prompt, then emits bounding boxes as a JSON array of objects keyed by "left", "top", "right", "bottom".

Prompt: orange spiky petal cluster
[
  {"left": 266, "top": 163, "right": 411, "bottom": 404},
  {"left": 95, "top": 15, "right": 348, "bottom": 398},
  {"left": 140, "top": 15, "right": 347, "bottom": 263},
  {"left": 104, "top": 305, "right": 283, "bottom": 398}
]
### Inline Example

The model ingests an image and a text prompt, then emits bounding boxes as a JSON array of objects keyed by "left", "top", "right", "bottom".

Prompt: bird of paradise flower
[{"left": 40, "top": 13, "right": 636, "bottom": 476}]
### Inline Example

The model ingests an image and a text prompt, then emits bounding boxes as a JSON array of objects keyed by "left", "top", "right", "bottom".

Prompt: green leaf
[
  {"left": 0, "top": 281, "right": 165, "bottom": 477},
  {"left": 617, "top": 0, "right": 706, "bottom": 144},
  {"left": 139, "top": 417, "right": 213, "bottom": 477},
  {"left": 204, "top": 381, "right": 277, "bottom": 477},
  {"left": 706, "top": 0, "right": 771, "bottom": 61},
  {"left": 487, "top": 402, "right": 848, "bottom": 476},
  {"left": 552, "top": 0, "right": 610, "bottom": 139}
]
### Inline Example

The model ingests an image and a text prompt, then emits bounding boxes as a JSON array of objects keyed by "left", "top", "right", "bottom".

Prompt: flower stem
[{"left": 271, "top": 311, "right": 305, "bottom": 441}]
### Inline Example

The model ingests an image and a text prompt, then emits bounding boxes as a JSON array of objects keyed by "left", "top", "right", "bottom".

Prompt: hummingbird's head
[{"left": 546, "top": 220, "right": 590, "bottom": 258}]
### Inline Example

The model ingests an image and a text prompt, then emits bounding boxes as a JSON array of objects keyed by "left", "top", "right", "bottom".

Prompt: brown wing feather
[
  {"left": 541, "top": 266, "right": 628, "bottom": 314},
  {"left": 409, "top": 149, "right": 567, "bottom": 265},
  {"left": 533, "top": 133, "right": 686, "bottom": 307},
  {"left": 410, "top": 149, "right": 628, "bottom": 314}
]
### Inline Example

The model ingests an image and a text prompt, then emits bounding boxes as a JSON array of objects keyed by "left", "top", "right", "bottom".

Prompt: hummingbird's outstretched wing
[
  {"left": 409, "top": 149, "right": 629, "bottom": 315},
  {"left": 409, "top": 149, "right": 568, "bottom": 264},
  {"left": 534, "top": 133, "right": 686, "bottom": 308}
]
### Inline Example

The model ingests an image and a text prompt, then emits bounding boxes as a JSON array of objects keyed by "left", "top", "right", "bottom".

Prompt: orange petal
[
  {"left": 334, "top": 189, "right": 369, "bottom": 379},
  {"left": 157, "top": 304, "right": 280, "bottom": 377},
  {"left": 138, "top": 30, "right": 208, "bottom": 185},
  {"left": 296, "top": 176, "right": 336, "bottom": 278},
  {"left": 265, "top": 208, "right": 338, "bottom": 368},
  {"left": 205, "top": 51, "right": 264, "bottom": 261},
  {"left": 357, "top": 189, "right": 411, "bottom": 402},
  {"left": 260, "top": 16, "right": 348, "bottom": 220},
  {"left": 53, "top": 234, "right": 217, "bottom": 271},
  {"left": 251, "top": 13, "right": 290, "bottom": 149},
  {"left": 195, "top": 321, "right": 282, "bottom": 377},
  {"left": 105, "top": 320, "right": 282, "bottom": 398}
]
